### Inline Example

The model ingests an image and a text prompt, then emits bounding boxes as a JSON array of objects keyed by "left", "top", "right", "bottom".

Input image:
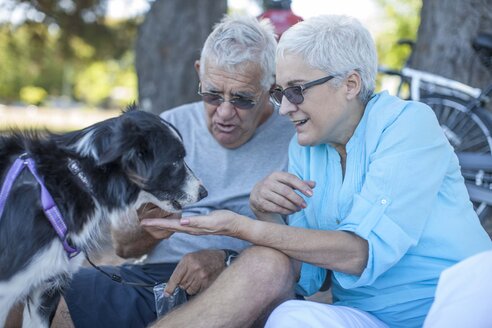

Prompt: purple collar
[{"left": 0, "top": 154, "right": 80, "bottom": 258}]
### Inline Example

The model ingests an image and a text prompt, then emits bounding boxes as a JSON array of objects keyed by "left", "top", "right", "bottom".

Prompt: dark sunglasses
[
  {"left": 269, "top": 75, "right": 335, "bottom": 106},
  {"left": 197, "top": 83, "right": 257, "bottom": 110}
]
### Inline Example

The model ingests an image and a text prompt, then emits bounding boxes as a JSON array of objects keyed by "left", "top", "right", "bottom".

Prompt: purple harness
[{"left": 0, "top": 154, "right": 80, "bottom": 258}]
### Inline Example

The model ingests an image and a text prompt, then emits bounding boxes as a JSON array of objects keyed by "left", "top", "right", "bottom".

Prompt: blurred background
[
  {"left": 1, "top": 0, "right": 492, "bottom": 235},
  {"left": 0, "top": 0, "right": 490, "bottom": 132}
]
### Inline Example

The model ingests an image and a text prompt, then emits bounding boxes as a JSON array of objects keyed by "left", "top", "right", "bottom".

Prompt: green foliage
[
  {"left": 0, "top": 7, "right": 139, "bottom": 107},
  {"left": 74, "top": 52, "right": 137, "bottom": 107},
  {"left": 2, "top": 0, "right": 140, "bottom": 60},
  {"left": 19, "top": 85, "right": 47, "bottom": 105},
  {"left": 74, "top": 62, "right": 112, "bottom": 106},
  {"left": 69, "top": 36, "right": 96, "bottom": 60},
  {"left": 375, "top": 0, "right": 422, "bottom": 69},
  {"left": 0, "top": 23, "right": 60, "bottom": 101}
]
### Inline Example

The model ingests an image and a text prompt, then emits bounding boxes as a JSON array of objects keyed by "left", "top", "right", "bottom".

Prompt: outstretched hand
[
  {"left": 138, "top": 203, "right": 181, "bottom": 240},
  {"left": 140, "top": 210, "right": 246, "bottom": 238},
  {"left": 250, "top": 171, "right": 315, "bottom": 217}
]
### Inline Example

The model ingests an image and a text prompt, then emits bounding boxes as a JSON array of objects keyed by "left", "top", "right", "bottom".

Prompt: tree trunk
[
  {"left": 411, "top": 0, "right": 492, "bottom": 89},
  {"left": 136, "top": 0, "right": 227, "bottom": 114}
]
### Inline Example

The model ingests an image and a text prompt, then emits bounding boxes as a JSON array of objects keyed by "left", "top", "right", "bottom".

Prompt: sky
[
  {"left": 1, "top": 0, "right": 380, "bottom": 32},
  {"left": 106, "top": 0, "right": 150, "bottom": 19},
  {"left": 291, "top": 0, "right": 378, "bottom": 20},
  {"left": 107, "top": 0, "right": 381, "bottom": 33}
]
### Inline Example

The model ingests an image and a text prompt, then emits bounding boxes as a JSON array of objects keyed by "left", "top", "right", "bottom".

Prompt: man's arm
[{"left": 112, "top": 203, "right": 176, "bottom": 259}]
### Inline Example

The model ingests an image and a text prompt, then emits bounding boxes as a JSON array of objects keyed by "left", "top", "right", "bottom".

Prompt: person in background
[
  {"left": 143, "top": 14, "right": 492, "bottom": 328},
  {"left": 423, "top": 249, "right": 492, "bottom": 328},
  {"left": 259, "top": 0, "right": 303, "bottom": 38},
  {"left": 47, "top": 14, "right": 294, "bottom": 328}
]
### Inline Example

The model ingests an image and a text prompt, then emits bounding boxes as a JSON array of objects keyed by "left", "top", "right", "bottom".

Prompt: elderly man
[{"left": 46, "top": 14, "right": 294, "bottom": 328}]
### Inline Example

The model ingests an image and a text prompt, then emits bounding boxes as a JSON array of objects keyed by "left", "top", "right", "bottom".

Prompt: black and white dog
[{"left": 0, "top": 105, "right": 207, "bottom": 327}]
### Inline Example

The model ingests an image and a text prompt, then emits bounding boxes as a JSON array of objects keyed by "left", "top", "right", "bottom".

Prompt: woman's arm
[
  {"left": 242, "top": 219, "right": 368, "bottom": 275},
  {"left": 141, "top": 210, "right": 368, "bottom": 275},
  {"left": 141, "top": 171, "right": 367, "bottom": 275}
]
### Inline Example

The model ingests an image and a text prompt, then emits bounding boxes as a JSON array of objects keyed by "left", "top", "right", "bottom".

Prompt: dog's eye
[
  {"left": 137, "top": 151, "right": 145, "bottom": 158},
  {"left": 172, "top": 161, "right": 180, "bottom": 168}
]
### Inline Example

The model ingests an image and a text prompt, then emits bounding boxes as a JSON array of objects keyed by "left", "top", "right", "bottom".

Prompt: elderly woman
[{"left": 144, "top": 15, "right": 492, "bottom": 328}]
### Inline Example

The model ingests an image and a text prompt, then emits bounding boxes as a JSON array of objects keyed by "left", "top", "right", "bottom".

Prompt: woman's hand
[
  {"left": 138, "top": 203, "right": 181, "bottom": 240},
  {"left": 140, "top": 210, "right": 247, "bottom": 238},
  {"left": 250, "top": 171, "right": 315, "bottom": 217}
]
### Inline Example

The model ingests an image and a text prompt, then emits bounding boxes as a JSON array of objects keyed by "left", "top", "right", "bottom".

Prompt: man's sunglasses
[
  {"left": 269, "top": 75, "right": 335, "bottom": 106},
  {"left": 197, "top": 83, "right": 257, "bottom": 110}
]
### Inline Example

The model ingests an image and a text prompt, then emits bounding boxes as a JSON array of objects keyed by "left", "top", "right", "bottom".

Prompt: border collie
[{"left": 0, "top": 105, "right": 207, "bottom": 327}]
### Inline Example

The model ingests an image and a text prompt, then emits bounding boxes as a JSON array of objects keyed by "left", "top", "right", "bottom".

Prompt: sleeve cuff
[{"left": 336, "top": 194, "right": 417, "bottom": 288}]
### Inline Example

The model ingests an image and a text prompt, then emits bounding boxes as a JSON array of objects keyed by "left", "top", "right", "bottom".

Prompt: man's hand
[
  {"left": 138, "top": 203, "right": 181, "bottom": 240},
  {"left": 164, "top": 249, "right": 227, "bottom": 296},
  {"left": 250, "top": 171, "right": 315, "bottom": 217}
]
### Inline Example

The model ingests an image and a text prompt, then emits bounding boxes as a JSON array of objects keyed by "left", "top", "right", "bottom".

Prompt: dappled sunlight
[{"left": 0, "top": 105, "right": 120, "bottom": 132}]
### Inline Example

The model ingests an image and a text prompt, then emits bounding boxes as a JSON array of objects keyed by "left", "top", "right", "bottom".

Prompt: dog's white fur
[{"left": 0, "top": 241, "right": 84, "bottom": 326}]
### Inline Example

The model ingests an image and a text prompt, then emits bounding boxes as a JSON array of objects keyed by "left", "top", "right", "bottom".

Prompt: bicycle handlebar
[
  {"left": 401, "top": 67, "right": 482, "bottom": 100},
  {"left": 378, "top": 66, "right": 404, "bottom": 77}
]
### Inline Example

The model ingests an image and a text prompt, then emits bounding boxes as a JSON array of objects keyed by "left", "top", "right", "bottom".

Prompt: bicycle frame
[{"left": 401, "top": 67, "right": 482, "bottom": 102}]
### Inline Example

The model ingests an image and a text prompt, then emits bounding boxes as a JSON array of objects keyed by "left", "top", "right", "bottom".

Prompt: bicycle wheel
[
  {"left": 421, "top": 95, "right": 492, "bottom": 153},
  {"left": 420, "top": 95, "right": 492, "bottom": 221}
]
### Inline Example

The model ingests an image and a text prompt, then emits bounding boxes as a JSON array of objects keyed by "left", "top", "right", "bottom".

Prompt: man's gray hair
[
  {"left": 200, "top": 14, "right": 277, "bottom": 90},
  {"left": 277, "top": 15, "right": 378, "bottom": 104}
]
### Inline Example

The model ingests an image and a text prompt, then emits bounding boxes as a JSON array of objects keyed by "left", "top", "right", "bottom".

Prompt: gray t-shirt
[{"left": 144, "top": 101, "right": 294, "bottom": 263}]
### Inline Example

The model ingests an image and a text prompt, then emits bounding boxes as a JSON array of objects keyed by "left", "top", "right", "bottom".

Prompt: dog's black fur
[{"left": 0, "top": 105, "right": 207, "bottom": 327}]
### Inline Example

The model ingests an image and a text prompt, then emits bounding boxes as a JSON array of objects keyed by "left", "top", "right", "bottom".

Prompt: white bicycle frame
[{"left": 402, "top": 67, "right": 482, "bottom": 101}]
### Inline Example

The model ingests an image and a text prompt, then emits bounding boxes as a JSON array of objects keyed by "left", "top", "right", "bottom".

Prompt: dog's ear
[
  {"left": 96, "top": 114, "right": 142, "bottom": 165},
  {"left": 96, "top": 113, "right": 151, "bottom": 187}
]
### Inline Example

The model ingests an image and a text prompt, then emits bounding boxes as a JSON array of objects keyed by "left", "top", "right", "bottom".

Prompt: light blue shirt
[{"left": 288, "top": 91, "right": 492, "bottom": 327}]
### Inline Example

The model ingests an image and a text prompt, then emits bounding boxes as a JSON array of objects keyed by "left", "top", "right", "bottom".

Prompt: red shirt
[{"left": 259, "top": 9, "right": 303, "bottom": 38}]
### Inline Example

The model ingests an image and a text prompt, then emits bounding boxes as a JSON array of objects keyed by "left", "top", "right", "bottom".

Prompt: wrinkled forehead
[
  {"left": 200, "top": 59, "right": 265, "bottom": 92},
  {"left": 275, "top": 53, "right": 318, "bottom": 86}
]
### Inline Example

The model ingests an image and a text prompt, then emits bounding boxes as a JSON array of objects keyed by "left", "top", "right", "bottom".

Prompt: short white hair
[
  {"left": 200, "top": 14, "right": 277, "bottom": 90},
  {"left": 277, "top": 15, "right": 378, "bottom": 104}
]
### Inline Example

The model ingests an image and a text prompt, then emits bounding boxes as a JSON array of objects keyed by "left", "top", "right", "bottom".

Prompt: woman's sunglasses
[
  {"left": 269, "top": 75, "right": 335, "bottom": 107},
  {"left": 197, "top": 83, "right": 257, "bottom": 110}
]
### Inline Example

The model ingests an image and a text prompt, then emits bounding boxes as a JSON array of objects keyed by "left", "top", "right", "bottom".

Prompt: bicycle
[{"left": 378, "top": 33, "right": 492, "bottom": 221}]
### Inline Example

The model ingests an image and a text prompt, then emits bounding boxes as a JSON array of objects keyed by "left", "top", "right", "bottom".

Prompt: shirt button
[
  {"left": 381, "top": 199, "right": 387, "bottom": 205},
  {"left": 336, "top": 219, "right": 340, "bottom": 224}
]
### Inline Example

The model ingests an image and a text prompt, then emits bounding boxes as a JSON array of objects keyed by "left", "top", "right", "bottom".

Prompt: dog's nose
[{"left": 198, "top": 185, "right": 208, "bottom": 200}]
